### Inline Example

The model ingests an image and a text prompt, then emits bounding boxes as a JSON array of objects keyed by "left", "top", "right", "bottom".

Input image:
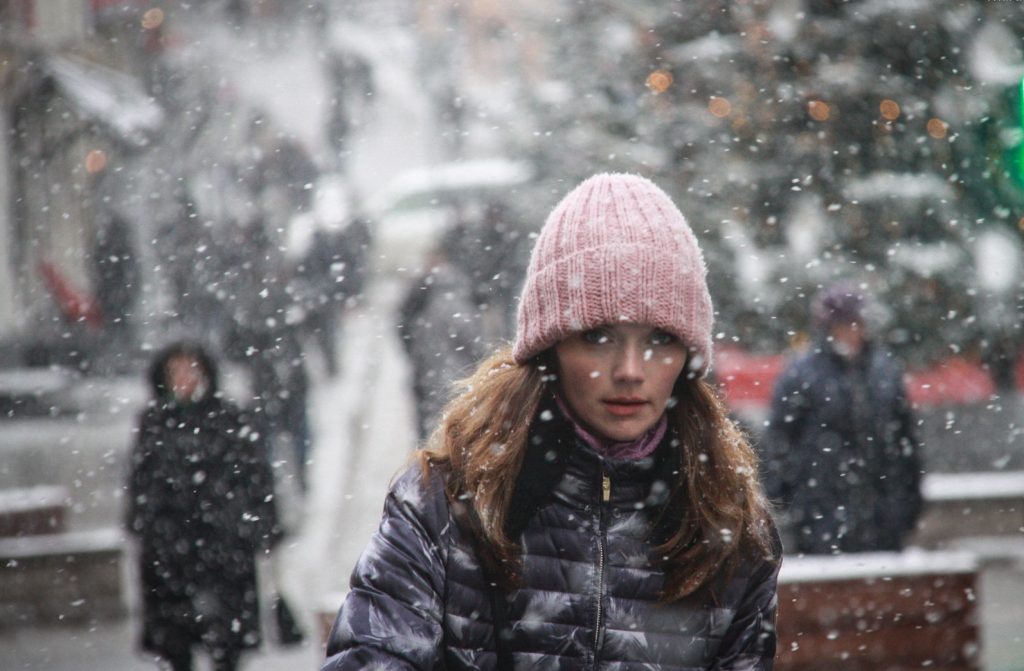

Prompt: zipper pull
[{"left": 602, "top": 474, "right": 611, "bottom": 502}]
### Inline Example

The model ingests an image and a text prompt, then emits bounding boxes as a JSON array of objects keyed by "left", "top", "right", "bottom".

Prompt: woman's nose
[{"left": 612, "top": 345, "right": 646, "bottom": 383}]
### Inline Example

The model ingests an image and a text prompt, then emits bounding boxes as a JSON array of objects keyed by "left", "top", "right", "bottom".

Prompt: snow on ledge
[
  {"left": 923, "top": 472, "right": 1024, "bottom": 502},
  {"left": 0, "top": 528, "right": 123, "bottom": 559},
  {"left": 0, "top": 485, "right": 69, "bottom": 512},
  {"left": 779, "top": 549, "right": 977, "bottom": 583}
]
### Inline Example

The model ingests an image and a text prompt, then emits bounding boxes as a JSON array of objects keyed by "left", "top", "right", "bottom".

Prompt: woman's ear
[{"left": 536, "top": 350, "right": 559, "bottom": 384}]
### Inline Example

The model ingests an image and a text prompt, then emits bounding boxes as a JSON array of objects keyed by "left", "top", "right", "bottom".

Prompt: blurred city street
[{"left": 3, "top": 2, "right": 1024, "bottom": 671}]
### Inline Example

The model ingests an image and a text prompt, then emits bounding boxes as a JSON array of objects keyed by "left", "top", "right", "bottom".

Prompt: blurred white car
[{"left": 364, "top": 158, "right": 535, "bottom": 275}]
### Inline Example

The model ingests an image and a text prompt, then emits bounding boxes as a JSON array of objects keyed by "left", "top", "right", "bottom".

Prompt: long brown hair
[{"left": 421, "top": 345, "right": 776, "bottom": 601}]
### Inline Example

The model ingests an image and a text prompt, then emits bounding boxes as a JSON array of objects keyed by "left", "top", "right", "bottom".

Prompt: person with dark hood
[
  {"left": 324, "top": 174, "right": 780, "bottom": 669},
  {"left": 761, "top": 282, "right": 923, "bottom": 555},
  {"left": 126, "top": 342, "right": 283, "bottom": 671}
]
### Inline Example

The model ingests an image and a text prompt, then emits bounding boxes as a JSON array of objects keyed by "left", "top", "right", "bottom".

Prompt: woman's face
[
  {"left": 554, "top": 323, "right": 688, "bottom": 443},
  {"left": 166, "top": 354, "right": 208, "bottom": 403}
]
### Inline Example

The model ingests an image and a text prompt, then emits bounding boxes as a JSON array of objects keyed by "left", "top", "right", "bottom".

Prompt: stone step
[
  {"left": 0, "top": 528, "right": 125, "bottom": 627},
  {"left": 0, "top": 368, "right": 77, "bottom": 419}
]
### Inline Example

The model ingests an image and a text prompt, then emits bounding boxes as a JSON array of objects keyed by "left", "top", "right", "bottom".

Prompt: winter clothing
[
  {"left": 126, "top": 344, "right": 282, "bottom": 667},
  {"left": 323, "top": 398, "right": 780, "bottom": 670},
  {"left": 398, "top": 260, "right": 487, "bottom": 440},
  {"left": 761, "top": 340, "right": 923, "bottom": 554},
  {"left": 513, "top": 173, "right": 713, "bottom": 375}
]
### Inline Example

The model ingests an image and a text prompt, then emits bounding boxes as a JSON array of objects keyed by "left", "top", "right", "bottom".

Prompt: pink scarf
[{"left": 555, "top": 396, "right": 667, "bottom": 461}]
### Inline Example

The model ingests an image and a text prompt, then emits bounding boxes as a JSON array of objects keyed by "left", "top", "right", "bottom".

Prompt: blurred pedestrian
[
  {"left": 324, "top": 173, "right": 780, "bottom": 669},
  {"left": 397, "top": 224, "right": 486, "bottom": 441},
  {"left": 294, "top": 215, "right": 373, "bottom": 377},
  {"left": 761, "top": 282, "right": 924, "bottom": 555},
  {"left": 92, "top": 214, "right": 140, "bottom": 351},
  {"left": 126, "top": 342, "right": 282, "bottom": 671},
  {"left": 294, "top": 227, "right": 345, "bottom": 377},
  {"left": 243, "top": 321, "right": 313, "bottom": 492},
  {"left": 325, "top": 48, "right": 375, "bottom": 168}
]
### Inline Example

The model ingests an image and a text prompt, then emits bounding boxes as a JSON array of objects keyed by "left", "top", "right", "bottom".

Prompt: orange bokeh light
[
  {"left": 880, "top": 99, "right": 901, "bottom": 121},
  {"left": 85, "top": 149, "right": 107, "bottom": 174},
  {"left": 141, "top": 8, "right": 165, "bottom": 31},
  {"left": 808, "top": 100, "right": 830, "bottom": 121},
  {"left": 708, "top": 96, "right": 732, "bottom": 118},
  {"left": 646, "top": 70, "right": 673, "bottom": 94},
  {"left": 927, "top": 118, "right": 948, "bottom": 139}
]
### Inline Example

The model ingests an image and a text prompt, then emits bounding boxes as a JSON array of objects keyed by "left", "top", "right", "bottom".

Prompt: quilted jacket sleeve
[
  {"left": 712, "top": 554, "right": 782, "bottom": 671},
  {"left": 322, "top": 465, "right": 450, "bottom": 670}
]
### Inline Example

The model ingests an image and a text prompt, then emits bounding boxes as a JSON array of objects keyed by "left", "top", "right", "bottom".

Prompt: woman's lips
[{"left": 602, "top": 399, "right": 647, "bottom": 417}]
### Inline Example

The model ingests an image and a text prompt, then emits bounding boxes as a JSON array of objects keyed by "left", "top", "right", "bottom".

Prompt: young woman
[
  {"left": 323, "top": 173, "right": 781, "bottom": 670},
  {"left": 126, "top": 342, "right": 282, "bottom": 671}
]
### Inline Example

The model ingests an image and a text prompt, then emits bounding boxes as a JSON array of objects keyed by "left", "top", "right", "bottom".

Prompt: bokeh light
[
  {"left": 645, "top": 70, "right": 673, "bottom": 94},
  {"left": 84, "top": 149, "right": 107, "bottom": 174},
  {"left": 708, "top": 96, "right": 731, "bottom": 118},
  {"left": 141, "top": 8, "right": 165, "bottom": 31},
  {"left": 927, "top": 117, "right": 948, "bottom": 139},
  {"left": 880, "top": 99, "right": 901, "bottom": 121},
  {"left": 808, "top": 100, "right": 830, "bottom": 121}
]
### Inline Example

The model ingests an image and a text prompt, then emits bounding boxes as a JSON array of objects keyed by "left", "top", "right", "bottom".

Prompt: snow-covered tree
[{"left": 498, "top": 0, "right": 1024, "bottom": 368}]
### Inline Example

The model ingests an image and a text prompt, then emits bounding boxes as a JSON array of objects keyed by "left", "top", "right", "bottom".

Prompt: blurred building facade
[{"left": 0, "top": 0, "right": 165, "bottom": 367}]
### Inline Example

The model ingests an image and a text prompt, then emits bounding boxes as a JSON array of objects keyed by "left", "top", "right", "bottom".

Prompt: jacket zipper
[{"left": 593, "top": 472, "right": 610, "bottom": 665}]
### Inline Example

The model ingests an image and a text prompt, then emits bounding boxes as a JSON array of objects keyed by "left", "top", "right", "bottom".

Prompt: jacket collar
[{"left": 504, "top": 393, "right": 681, "bottom": 539}]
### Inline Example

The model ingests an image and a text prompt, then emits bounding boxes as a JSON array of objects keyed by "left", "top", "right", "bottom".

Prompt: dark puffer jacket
[
  {"left": 760, "top": 342, "right": 923, "bottom": 554},
  {"left": 323, "top": 406, "right": 781, "bottom": 670}
]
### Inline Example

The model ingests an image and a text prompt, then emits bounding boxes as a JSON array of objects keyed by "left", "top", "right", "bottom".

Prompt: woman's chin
[{"left": 593, "top": 418, "right": 654, "bottom": 444}]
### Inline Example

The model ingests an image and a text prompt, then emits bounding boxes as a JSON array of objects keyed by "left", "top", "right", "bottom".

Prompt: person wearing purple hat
[
  {"left": 761, "top": 282, "right": 923, "bottom": 555},
  {"left": 323, "top": 174, "right": 781, "bottom": 670}
]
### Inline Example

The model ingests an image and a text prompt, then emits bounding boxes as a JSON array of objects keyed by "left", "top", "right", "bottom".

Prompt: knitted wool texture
[{"left": 513, "top": 173, "right": 714, "bottom": 375}]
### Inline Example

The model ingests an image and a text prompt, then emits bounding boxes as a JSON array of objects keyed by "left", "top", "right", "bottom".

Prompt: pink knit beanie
[{"left": 512, "top": 173, "right": 714, "bottom": 376}]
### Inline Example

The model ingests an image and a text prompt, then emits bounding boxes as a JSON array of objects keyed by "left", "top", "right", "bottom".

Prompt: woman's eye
[
  {"left": 582, "top": 329, "right": 610, "bottom": 345},
  {"left": 650, "top": 330, "right": 675, "bottom": 346}
]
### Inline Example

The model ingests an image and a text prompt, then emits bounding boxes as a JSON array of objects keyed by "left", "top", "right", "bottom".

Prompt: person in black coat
[
  {"left": 761, "top": 282, "right": 924, "bottom": 555},
  {"left": 126, "top": 342, "right": 283, "bottom": 671}
]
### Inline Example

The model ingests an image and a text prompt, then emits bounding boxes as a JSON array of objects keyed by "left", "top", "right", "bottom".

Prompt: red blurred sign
[{"left": 716, "top": 346, "right": 1016, "bottom": 410}]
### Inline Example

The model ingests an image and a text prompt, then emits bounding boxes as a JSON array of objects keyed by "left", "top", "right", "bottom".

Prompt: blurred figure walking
[
  {"left": 397, "top": 224, "right": 486, "bottom": 442},
  {"left": 293, "top": 214, "right": 373, "bottom": 377},
  {"left": 126, "top": 342, "right": 282, "bottom": 671},
  {"left": 761, "top": 282, "right": 923, "bottom": 555}
]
